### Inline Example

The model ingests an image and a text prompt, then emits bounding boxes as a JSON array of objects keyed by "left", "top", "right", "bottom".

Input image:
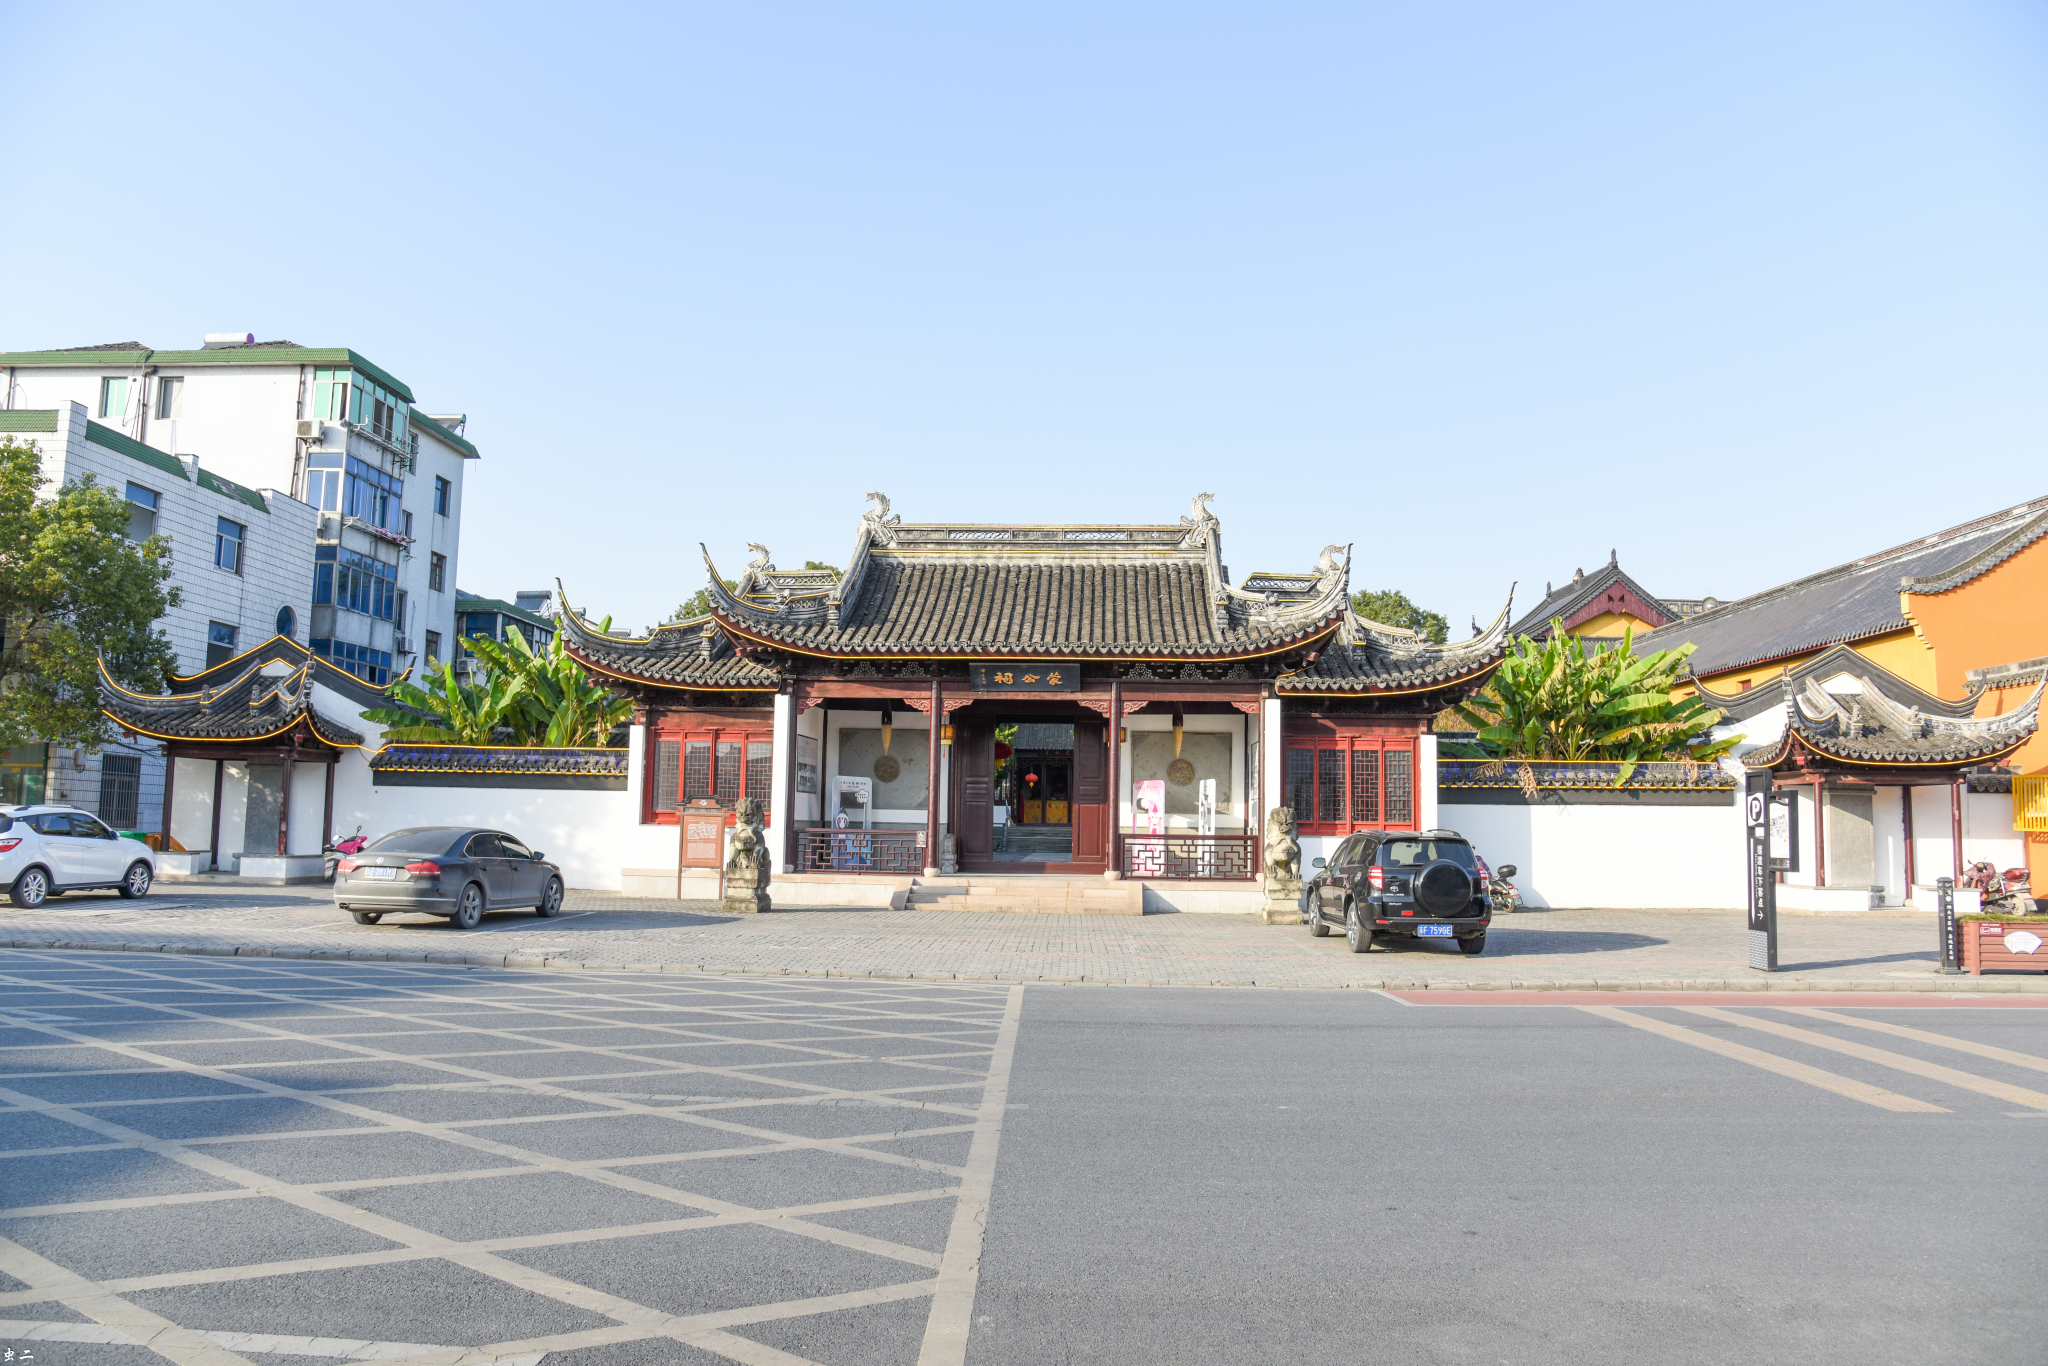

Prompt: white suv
[{"left": 0, "top": 805, "right": 156, "bottom": 908}]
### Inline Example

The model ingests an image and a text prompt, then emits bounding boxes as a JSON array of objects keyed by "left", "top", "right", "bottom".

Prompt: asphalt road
[{"left": 0, "top": 952, "right": 2040, "bottom": 1365}]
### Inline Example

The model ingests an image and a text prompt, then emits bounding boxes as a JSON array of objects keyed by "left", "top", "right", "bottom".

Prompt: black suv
[{"left": 1304, "top": 829, "right": 1507, "bottom": 955}]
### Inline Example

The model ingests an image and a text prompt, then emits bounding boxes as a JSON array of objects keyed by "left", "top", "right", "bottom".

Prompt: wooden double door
[{"left": 954, "top": 718, "right": 1109, "bottom": 874}]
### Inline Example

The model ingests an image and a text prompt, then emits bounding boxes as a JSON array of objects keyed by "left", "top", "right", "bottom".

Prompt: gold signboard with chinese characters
[{"left": 969, "top": 663, "right": 1080, "bottom": 692}]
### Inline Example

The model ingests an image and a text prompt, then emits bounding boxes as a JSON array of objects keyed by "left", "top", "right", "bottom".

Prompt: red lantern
[
  {"left": 1026, "top": 772, "right": 1039, "bottom": 784},
  {"left": 995, "top": 742, "right": 1013, "bottom": 760}
]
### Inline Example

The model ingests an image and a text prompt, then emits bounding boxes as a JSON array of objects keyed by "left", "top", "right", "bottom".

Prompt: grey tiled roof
[
  {"left": 1640, "top": 495, "right": 2048, "bottom": 677},
  {"left": 1742, "top": 672, "right": 2040, "bottom": 770},
  {"left": 555, "top": 598, "right": 782, "bottom": 690},
  {"left": 1694, "top": 644, "right": 1981, "bottom": 724},
  {"left": 1278, "top": 595, "right": 1514, "bottom": 694},
  {"left": 1508, "top": 556, "right": 1679, "bottom": 638},
  {"left": 369, "top": 745, "right": 628, "bottom": 776},
  {"left": 101, "top": 652, "right": 366, "bottom": 748}
]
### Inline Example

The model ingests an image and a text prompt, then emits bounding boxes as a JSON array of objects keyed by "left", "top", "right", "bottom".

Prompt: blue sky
[{"left": 6, "top": 2, "right": 2046, "bottom": 638}]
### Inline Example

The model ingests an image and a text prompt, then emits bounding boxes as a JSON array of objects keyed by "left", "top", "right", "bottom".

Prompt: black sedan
[{"left": 334, "top": 827, "right": 565, "bottom": 929}]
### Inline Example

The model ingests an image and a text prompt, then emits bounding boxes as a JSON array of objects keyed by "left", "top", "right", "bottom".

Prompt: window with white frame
[
  {"left": 214, "top": 517, "right": 244, "bottom": 573},
  {"left": 98, "top": 376, "right": 129, "bottom": 418},
  {"left": 206, "top": 621, "right": 238, "bottom": 668},
  {"left": 123, "top": 483, "right": 159, "bottom": 541},
  {"left": 153, "top": 377, "right": 181, "bottom": 420}
]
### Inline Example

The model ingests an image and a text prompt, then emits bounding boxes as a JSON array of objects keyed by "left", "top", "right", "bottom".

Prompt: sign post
[
  {"left": 1745, "top": 770, "right": 1778, "bottom": 972},
  {"left": 678, "top": 798, "right": 726, "bottom": 901},
  {"left": 1936, "top": 875, "right": 1962, "bottom": 975}
]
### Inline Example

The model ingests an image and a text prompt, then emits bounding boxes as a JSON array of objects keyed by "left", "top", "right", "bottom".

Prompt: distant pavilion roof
[
  {"left": 1740, "top": 668, "right": 2040, "bottom": 774},
  {"left": 100, "top": 640, "right": 374, "bottom": 749},
  {"left": 1509, "top": 553, "right": 1681, "bottom": 640}
]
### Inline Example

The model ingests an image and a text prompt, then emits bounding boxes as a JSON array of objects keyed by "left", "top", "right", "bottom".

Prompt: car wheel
[
  {"left": 350, "top": 911, "right": 383, "bottom": 926},
  {"left": 1459, "top": 932, "right": 1487, "bottom": 956},
  {"left": 118, "top": 862, "right": 152, "bottom": 899},
  {"left": 535, "top": 877, "right": 564, "bottom": 918},
  {"left": 448, "top": 883, "right": 485, "bottom": 930},
  {"left": 1307, "top": 897, "right": 1332, "bottom": 937},
  {"left": 1346, "top": 903, "right": 1373, "bottom": 954},
  {"left": 9, "top": 867, "right": 50, "bottom": 909}
]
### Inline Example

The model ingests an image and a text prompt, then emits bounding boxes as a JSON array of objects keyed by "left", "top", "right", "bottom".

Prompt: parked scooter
[
  {"left": 1475, "top": 853, "right": 1523, "bottom": 914},
  {"left": 1963, "top": 860, "right": 2038, "bottom": 914},
  {"left": 324, "top": 826, "right": 368, "bottom": 881}
]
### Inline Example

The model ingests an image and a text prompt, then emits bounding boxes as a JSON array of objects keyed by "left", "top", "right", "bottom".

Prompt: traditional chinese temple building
[{"left": 558, "top": 494, "right": 1513, "bottom": 893}]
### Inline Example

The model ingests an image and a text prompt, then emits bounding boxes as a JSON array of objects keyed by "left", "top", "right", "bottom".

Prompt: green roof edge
[
  {"left": 456, "top": 595, "right": 555, "bottom": 631},
  {"left": 83, "top": 421, "right": 191, "bottom": 483},
  {"left": 0, "top": 410, "right": 61, "bottom": 433},
  {"left": 0, "top": 346, "right": 415, "bottom": 404},
  {"left": 195, "top": 467, "right": 270, "bottom": 514},
  {"left": 411, "top": 410, "right": 480, "bottom": 458}
]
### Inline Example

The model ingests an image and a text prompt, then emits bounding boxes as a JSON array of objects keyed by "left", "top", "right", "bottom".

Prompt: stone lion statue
[
  {"left": 1263, "top": 806, "right": 1301, "bottom": 883},
  {"left": 727, "top": 797, "right": 765, "bottom": 875}
]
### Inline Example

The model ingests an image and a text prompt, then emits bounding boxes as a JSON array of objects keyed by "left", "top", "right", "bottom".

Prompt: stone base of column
[
  {"left": 723, "top": 869, "right": 770, "bottom": 914},
  {"left": 1261, "top": 876, "right": 1303, "bottom": 924}
]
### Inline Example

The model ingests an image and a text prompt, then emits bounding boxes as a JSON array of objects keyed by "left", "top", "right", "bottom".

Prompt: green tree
[
  {"left": 1445, "top": 621, "right": 1736, "bottom": 783},
  {"left": 0, "top": 437, "right": 178, "bottom": 751},
  {"left": 672, "top": 578, "right": 736, "bottom": 623},
  {"left": 1350, "top": 588, "right": 1449, "bottom": 645},
  {"left": 364, "top": 620, "right": 632, "bottom": 748},
  {"left": 803, "top": 560, "right": 843, "bottom": 579}
]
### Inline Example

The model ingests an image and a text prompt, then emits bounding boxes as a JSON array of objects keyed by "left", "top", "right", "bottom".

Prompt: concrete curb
[{"left": 5, "top": 936, "right": 2045, "bottom": 993}]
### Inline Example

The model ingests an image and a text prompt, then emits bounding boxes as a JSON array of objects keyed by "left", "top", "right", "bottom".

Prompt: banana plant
[
  {"left": 457, "top": 619, "right": 634, "bottom": 748},
  {"left": 1445, "top": 621, "right": 1736, "bottom": 784},
  {"left": 362, "top": 656, "right": 527, "bottom": 745}
]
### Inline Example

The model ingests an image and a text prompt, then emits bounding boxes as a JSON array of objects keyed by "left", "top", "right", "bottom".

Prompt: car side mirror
[
  {"left": 532, "top": 852, "right": 545, "bottom": 862},
  {"left": 1311, "top": 857, "right": 1326, "bottom": 869},
  {"left": 1497, "top": 864, "right": 1517, "bottom": 879}
]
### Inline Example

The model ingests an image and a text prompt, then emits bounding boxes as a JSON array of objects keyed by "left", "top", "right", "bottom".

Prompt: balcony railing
[
  {"left": 1118, "top": 833, "right": 1258, "bottom": 881},
  {"left": 795, "top": 827, "right": 925, "bottom": 874},
  {"left": 342, "top": 420, "right": 418, "bottom": 471}
]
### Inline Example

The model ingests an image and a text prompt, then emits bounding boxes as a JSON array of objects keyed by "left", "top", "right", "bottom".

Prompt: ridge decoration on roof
[
  {"left": 694, "top": 492, "right": 1352, "bottom": 662},
  {"left": 1276, "top": 588, "right": 1517, "bottom": 696},
  {"left": 1690, "top": 643, "right": 1984, "bottom": 725},
  {"left": 1509, "top": 552, "right": 1679, "bottom": 639},
  {"left": 554, "top": 585, "right": 783, "bottom": 693},
  {"left": 100, "top": 645, "right": 368, "bottom": 749},
  {"left": 1740, "top": 669, "right": 2042, "bottom": 771}
]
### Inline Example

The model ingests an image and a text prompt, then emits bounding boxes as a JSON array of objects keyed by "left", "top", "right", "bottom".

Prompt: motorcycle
[
  {"left": 1962, "top": 860, "right": 2037, "bottom": 914},
  {"left": 1475, "top": 853, "right": 1523, "bottom": 914},
  {"left": 323, "top": 826, "right": 368, "bottom": 881}
]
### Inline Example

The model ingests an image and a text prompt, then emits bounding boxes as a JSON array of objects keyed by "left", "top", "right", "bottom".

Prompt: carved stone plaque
[
  {"left": 873, "top": 754, "right": 903, "bottom": 784},
  {"left": 1167, "top": 758, "right": 1196, "bottom": 787}
]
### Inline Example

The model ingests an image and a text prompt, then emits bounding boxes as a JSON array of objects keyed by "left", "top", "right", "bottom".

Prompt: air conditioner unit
[
  {"left": 394, "top": 636, "right": 414, "bottom": 656},
  {"left": 296, "top": 419, "right": 325, "bottom": 443}
]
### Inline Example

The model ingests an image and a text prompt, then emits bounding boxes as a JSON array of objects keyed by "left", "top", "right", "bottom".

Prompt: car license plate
[
  {"left": 1417, "top": 924, "right": 1454, "bottom": 937},
  {"left": 364, "top": 867, "right": 398, "bottom": 880}
]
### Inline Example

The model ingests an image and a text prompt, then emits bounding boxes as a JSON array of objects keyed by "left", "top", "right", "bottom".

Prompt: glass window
[
  {"left": 434, "top": 476, "right": 450, "bottom": 516},
  {"left": 98, "top": 376, "right": 128, "bottom": 418},
  {"left": 652, "top": 739, "right": 681, "bottom": 813},
  {"left": 366, "top": 827, "right": 461, "bottom": 853},
  {"left": 429, "top": 553, "right": 446, "bottom": 592},
  {"left": 403, "top": 510, "right": 413, "bottom": 540},
  {"left": 0, "top": 744, "right": 48, "bottom": 806},
  {"left": 747, "top": 740, "right": 774, "bottom": 805},
  {"left": 214, "top": 518, "right": 244, "bottom": 573},
  {"left": 98, "top": 755, "right": 141, "bottom": 829},
  {"left": 464, "top": 832, "right": 505, "bottom": 859},
  {"left": 1284, "top": 747, "right": 1314, "bottom": 823},
  {"left": 310, "top": 637, "right": 393, "bottom": 685},
  {"left": 716, "top": 740, "right": 743, "bottom": 801},
  {"left": 1384, "top": 750, "right": 1413, "bottom": 826},
  {"left": 424, "top": 630, "right": 441, "bottom": 663},
  {"left": 206, "top": 621, "right": 238, "bottom": 668},
  {"left": 154, "top": 376, "right": 180, "bottom": 420},
  {"left": 498, "top": 835, "right": 534, "bottom": 860},
  {"left": 1377, "top": 838, "right": 1474, "bottom": 870},
  {"left": 276, "top": 606, "right": 296, "bottom": 639},
  {"left": 124, "top": 483, "right": 159, "bottom": 541},
  {"left": 1350, "top": 749, "right": 1379, "bottom": 824},
  {"left": 326, "top": 548, "right": 398, "bottom": 619},
  {"left": 683, "top": 740, "right": 713, "bottom": 801},
  {"left": 1317, "top": 749, "right": 1347, "bottom": 825}
]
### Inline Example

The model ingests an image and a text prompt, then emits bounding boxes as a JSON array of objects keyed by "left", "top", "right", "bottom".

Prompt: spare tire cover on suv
[{"left": 1414, "top": 860, "right": 1474, "bottom": 915}]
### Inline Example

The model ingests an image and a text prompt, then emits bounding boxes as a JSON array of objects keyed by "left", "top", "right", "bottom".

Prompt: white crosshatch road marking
[{"left": 0, "top": 951, "right": 1023, "bottom": 1364}]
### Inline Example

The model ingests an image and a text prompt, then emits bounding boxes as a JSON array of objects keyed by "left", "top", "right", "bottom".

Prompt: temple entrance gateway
[{"left": 954, "top": 707, "right": 1108, "bottom": 874}]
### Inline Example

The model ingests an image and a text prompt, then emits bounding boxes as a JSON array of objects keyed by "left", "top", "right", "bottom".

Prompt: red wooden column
[
  {"left": 924, "top": 678, "right": 941, "bottom": 876},
  {"left": 1105, "top": 678, "right": 1121, "bottom": 878}
]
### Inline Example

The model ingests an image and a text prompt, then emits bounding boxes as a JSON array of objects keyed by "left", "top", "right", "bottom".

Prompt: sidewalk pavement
[{"left": 3, "top": 885, "right": 2039, "bottom": 992}]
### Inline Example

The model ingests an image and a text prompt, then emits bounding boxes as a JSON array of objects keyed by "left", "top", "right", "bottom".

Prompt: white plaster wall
[
  {"left": 1118, "top": 713, "right": 1248, "bottom": 832},
  {"left": 1417, "top": 733, "right": 1439, "bottom": 832},
  {"left": 149, "top": 365, "right": 302, "bottom": 492},
  {"left": 1964, "top": 791, "right": 2025, "bottom": 873},
  {"left": 1910, "top": 785, "right": 1958, "bottom": 887},
  {"left": 1439, "top": 796, "right": 1746, "bottom": 908},
  {"left": 825, "top": 708, "right": 931, "bottom": 826},
  {"left": 1872, "top": 786, "right": 1907, "bottom": 906},
  {"left": 409, "top": 423, "right": 468, "bottom": 661},
  {"left": 769, "top": 693, "right": 793, "bottom": 871},
  {"left": 289, "top": 764, "right": 329, "bottom": 856},
  {"left": 348, "top": 782, "right": 645, "bottom": 891},
  {"left": 170, "top": 758, "right": 217, "bottom": 853},
  {"left": 217, "top": 763, "right": 251, "bottom": 863}
]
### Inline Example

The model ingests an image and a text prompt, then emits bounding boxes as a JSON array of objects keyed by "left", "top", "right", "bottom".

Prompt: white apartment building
[
  {"left": 0, "top": 334, "right": 479, "bottom": 835},
  {"left": 0, "top": 402, "right": 316, "bottom": 830},
  {"left": 0, "top": 335, "right": 476, "bottom": 684}
]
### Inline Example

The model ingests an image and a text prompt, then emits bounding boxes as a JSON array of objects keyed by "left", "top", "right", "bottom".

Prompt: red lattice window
[
  {"left": 1282, "top": 735, "right": 1416, "bottom": 835},
  {"left": 646, "top": 725, "right": 773, "bottom": 824}
]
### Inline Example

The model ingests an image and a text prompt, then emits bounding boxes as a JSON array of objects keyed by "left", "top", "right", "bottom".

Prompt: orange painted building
[{"left": 1645, "top": 495, "right": 2048, "bottom": 884}]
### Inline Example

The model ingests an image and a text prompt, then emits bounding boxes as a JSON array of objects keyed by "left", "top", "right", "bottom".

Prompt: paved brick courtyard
[{"left": 2, "top": 884, "right": 2037, "bottom": 992}]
